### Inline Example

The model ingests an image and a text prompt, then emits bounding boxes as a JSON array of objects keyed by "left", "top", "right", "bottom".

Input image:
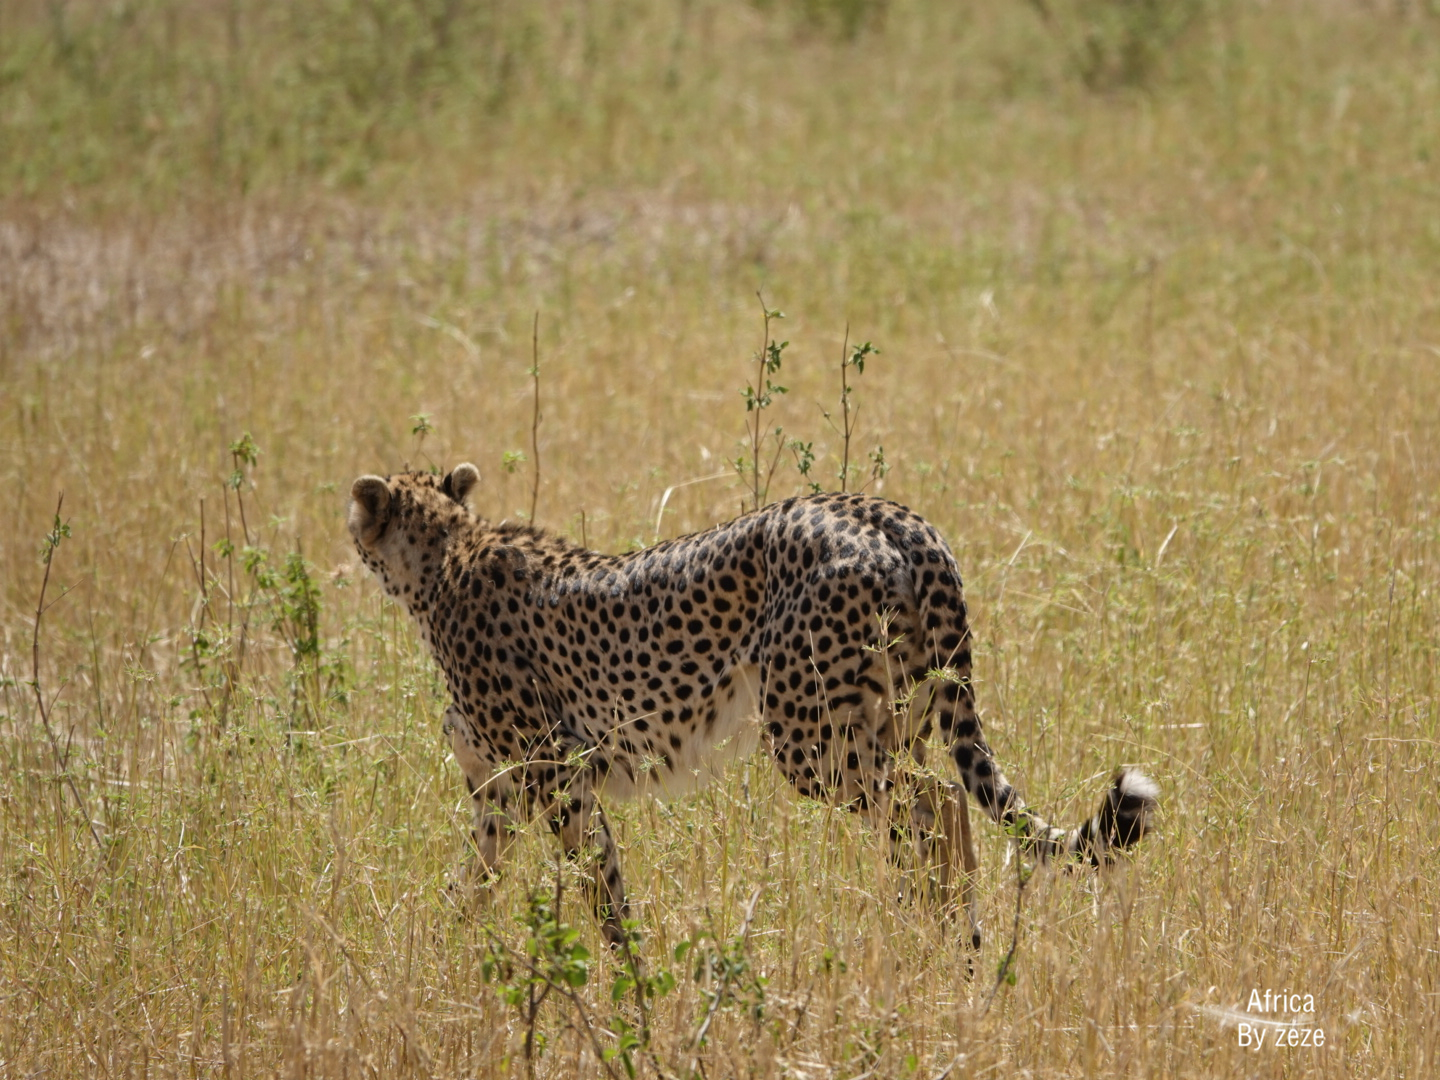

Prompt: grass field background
[{"left": 2, "top": 1, "right": 1439, "bottom": 1075}]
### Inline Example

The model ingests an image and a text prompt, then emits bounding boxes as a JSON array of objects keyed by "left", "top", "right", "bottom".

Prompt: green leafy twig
[
  {"left": 481, "top": 877, "right": 622, "bottom": 1080},
  {"left": 837, "top": 332, "right": 878, "bottom": 492},
  {"left": 789, "top": 438, "right": 820, "bottom": 494},
  {"left": 981, "top": 830, "right": 1033, "bottom": 1016},
  {"left": 610, "top": 922, "right": 680, "bottom": 1079},
  {"left": 687, "top": 885, "right": 765, "bottom": 1062},
  {"left": 226, "top": 431, "right": 258, "bottom": 543},
  {"left": 31, "top": 493, "right": 103, "bottom": 853},
  {"left": 738, "top": 292, "right": 789, "bottom": 511},
  {"left": 410, "top": 412, "right": 434, "bottom": 465}
]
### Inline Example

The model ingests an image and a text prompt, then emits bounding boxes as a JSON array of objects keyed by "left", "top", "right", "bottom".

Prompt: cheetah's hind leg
[{"left": 908, "top": 777, "right": 983, "bottom": 954}]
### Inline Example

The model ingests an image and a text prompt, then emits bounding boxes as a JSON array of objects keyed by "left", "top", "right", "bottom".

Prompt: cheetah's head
[{"left": 348, "top": 463, "right": 480, "bottom": 613}]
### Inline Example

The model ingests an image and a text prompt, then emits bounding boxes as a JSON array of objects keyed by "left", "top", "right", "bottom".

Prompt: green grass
[{"left": 2, "top": 0, "right": 1439, "bottom": 1075}]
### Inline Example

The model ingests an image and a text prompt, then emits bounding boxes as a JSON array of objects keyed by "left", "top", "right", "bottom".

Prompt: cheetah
[{"left": 348, "top": 463, "right": 1158, "bottom": 947}]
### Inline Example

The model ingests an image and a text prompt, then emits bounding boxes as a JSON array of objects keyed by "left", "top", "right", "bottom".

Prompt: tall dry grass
[{"left": 2, "top": 1, "right": 1439, "bottom": 1076}]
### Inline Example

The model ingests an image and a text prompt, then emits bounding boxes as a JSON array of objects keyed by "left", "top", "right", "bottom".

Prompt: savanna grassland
[{"left": 2, "top": 1, "right": 1439, "bottom": 1076}]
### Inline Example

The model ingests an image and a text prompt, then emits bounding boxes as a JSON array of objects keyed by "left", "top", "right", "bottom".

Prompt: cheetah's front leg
[
  {"left": 444, "top": 784, "right": 527, "bottom": 915},
  {"left": 470, "top": 789, "right": 520, "bottom": 882},
  {"left": 549, "top": 775, "right": 629, "bottom": 948},
  {"left": 445, "top": 706, "right": 526, "bottom": 899}
]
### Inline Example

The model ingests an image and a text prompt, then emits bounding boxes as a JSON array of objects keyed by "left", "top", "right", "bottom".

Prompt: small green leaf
[{"left": 228, "top": 431, "right": 260, "bottom": 467}]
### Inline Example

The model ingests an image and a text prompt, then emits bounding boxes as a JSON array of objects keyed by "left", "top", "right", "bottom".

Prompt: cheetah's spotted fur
[{"left": 349, "top": 465, "right": 1158, "bottom": 945}]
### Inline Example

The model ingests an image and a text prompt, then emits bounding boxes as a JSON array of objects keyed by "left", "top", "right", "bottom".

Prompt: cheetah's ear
[
  {"left": 444, "top": 462, "right": 480, "bottom": 506},
  {"left": 348, "top": 475, "right": 392, "bottom": 547}
]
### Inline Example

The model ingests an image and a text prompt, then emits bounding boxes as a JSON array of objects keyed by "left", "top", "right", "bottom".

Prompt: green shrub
[{"left": 1029, "top": 0, "right": 1207, "bottom": 90}]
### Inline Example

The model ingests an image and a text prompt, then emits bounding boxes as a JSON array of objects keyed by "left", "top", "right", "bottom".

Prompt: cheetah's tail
[{"left": 1064, "top": 768, "right": 1160, "bottom": 865}]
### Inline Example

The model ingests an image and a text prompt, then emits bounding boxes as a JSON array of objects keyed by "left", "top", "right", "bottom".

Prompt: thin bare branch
[
  {"left": 530, "top": 310, "right": 542, "bottom": 523},
  {"left": 840, "top": 323, "right": 851, "bottom": 492}
]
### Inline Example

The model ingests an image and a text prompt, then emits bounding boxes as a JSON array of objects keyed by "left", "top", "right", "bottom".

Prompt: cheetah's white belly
[{"left": 597, "top": 662, "right": 762, "bottom": 801}]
